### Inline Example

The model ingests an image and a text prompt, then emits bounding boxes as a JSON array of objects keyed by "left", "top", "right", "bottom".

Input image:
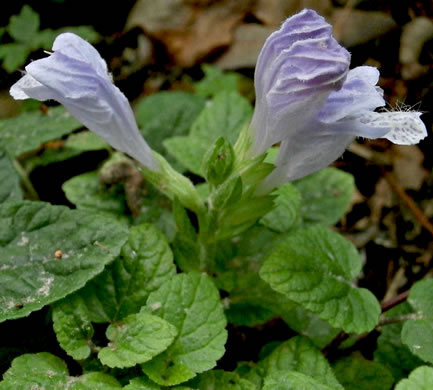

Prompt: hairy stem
[{"left": 378, "top": 312, "right": 421, "bottom": 327}]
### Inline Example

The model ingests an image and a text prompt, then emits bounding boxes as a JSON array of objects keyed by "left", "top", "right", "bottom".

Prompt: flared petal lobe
[
  {"left": 250, "top": 8, "right": 351, "bottom": 154},
  {"left": 10, "top": 33, "right": 158, "bottom": 171}
]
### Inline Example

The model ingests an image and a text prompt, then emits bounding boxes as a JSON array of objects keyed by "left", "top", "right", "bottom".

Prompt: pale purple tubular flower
[
  {"left": 10, "top": 33, "right": 158, "bottom": 171},
  {"left": 250, "top": 9, "right": 427, "bottom": 188}
]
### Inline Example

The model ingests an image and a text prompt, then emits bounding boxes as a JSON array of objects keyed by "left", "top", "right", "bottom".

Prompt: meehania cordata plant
[{"left": 3, "top": 8, "right": 431, "bottom": 389}]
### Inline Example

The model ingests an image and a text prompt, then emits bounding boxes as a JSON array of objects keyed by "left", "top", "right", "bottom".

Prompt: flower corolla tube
[
  {"left": 10, "top": 33, "right": 158, "bottom": 171},
  {"left": 250, "top": 9, "right": 427, "bottom": 188}
]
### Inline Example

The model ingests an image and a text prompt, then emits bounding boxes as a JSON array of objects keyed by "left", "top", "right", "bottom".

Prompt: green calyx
[{"left": 139, "top": 152, "right": 204, "bottom": 215}]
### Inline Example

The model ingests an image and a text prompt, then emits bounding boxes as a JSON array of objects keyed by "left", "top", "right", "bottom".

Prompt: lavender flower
[
  {"left": 250, "top": 9, "right": 427, "bottom": 188},
  {"left": 10, "top": 33, "right": 158, "bottom": 171}
]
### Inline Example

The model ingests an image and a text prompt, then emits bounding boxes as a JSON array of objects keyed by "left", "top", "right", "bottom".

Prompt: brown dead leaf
[
  {"left": 115, "top": 34, "right": 154, "bottom": 80},
  {"left": 332, "top": 9, "right": 397, "bottom": 47},
  {"left": 126, "top": 0, "right": 253, "bottom": 66},
  {"left": 253, "top": 0, "right": 332, "bottom": 26},
  {"left": 0, "top": 90, "right": 21, "bottom": 119},
  {"left": 370, "top": 177, "right": 394, "bottom": 224},
  {"left": 215, "top": 24, "right": 275, "bottom": 69},
  {"left": 399, "top": 17, "right": 433, "bottom": 80},
  {"left": 126, "top": 0, "right": 191, "bottom": 32},
  {"left": 343, "top": 189, "right": 365, "bottom": 222},
  {"left": 390, "top": 145, "right": 428, "bottom": 190}
]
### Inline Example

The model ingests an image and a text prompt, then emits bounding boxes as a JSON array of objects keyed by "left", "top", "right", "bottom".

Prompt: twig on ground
[
  {"left": 383, "top": 169, "right": 433, "bottom": 238},
  {"left": 381, "top": 289, "right": 410, "bottom": 312}
]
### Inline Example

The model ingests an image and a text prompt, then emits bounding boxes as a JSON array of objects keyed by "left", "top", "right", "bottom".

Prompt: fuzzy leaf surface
[
  {"left": 52, "top": 294, "right": 94, "bottom": 360},
  {"left": 260, "top": 226, "right": 380, "bottom": 333},
  {"left": 293, "top": 168, "right": 354, "bottom": 226},
  {"left": 0, "top": 106, "right": 82, "bottom": 156},
  {"left": 141, "top": 273, "right": 227, "bottom": 386},
  {"left": 249, "top": 336, "right": 342, "bottom": 389},
  {"left": 98, "top": 312, "right": 177, "bottom": 368},
  {"left": 0, "top": 200, "right": 128, "bottom": 322},
  {"left": 260, "top": 183, "right": 301, "bottom": 232},
  {"left": 79, "top": 223, "right": 176, "bottom": 323},
  {"left": 402, "top": 279, "right": 433, "bottom": 364}
]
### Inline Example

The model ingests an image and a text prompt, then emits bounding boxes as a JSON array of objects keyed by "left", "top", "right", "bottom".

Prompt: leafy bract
[
  {"left": 0, "top": 352, "right": 121, "bottom": 389},
  {"left": 0, "top": 106, "right": 82, "bottom": 156},
  {"left": 260, "top": 183, "right": 301, "bottom": 232},
  {"left": 164, "top": 91, "right": 252, "bottom": 176},
  {"left": 402, "top": 279, "right": 433, "bottom": 364},
  {"left": 395, "top": 366, "right": 433, "bottom": 390},
  {"left": 52, "top": 294, "right": 94, "bottom": 360},
  {"left": 0, "top": 150, "right": 22, "bottom": 202},
  {"left": 260, "top": 226, "right": 380, "bottom": 333},
  {"left": 262, "top": 371, "right": 334, "bottom": 390},
  {"left": 98, "top": 312, "right": 177, "bottom": 368},
  {"left": 0, "top": 200, "right": 128, "bottom": 322},
  {"left": 374, "top": 302, "right": 423, "bottom": 382},
  {"left": 141, "top": 272, "right": 227, "bottom": 386},
  {"left": 293, "top": 168, "right": 355, "bottom": 226},
  {"left": 248, "top": 336, "right": 342, "bottom": 389},
  {"left": 78, "top": 223, "right": 176, "bottom": 323},
  {"left": 333, "top": 356, "right": 394, "bottom": 390}
]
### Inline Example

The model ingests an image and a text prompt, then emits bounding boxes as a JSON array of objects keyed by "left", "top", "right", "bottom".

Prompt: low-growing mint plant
[{"left": 0, "top": 8, "right": 429, "bottom": 389}]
